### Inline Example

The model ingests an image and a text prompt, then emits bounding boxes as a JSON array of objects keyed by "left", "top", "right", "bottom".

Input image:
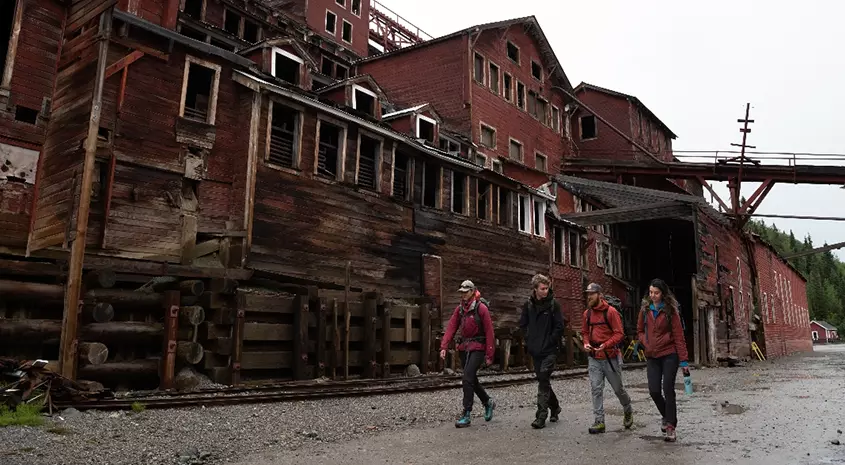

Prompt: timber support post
[
  {"left": 381, "top": 301, "right": 391, "bottom": 378},
  {"left": 363, "top": 293, "right": 378, "bottom": 378},
  {"left": 160, "top": 290, "right": 180, "bottom": 390},
  {"left": 420, "top": 302, "right": 431, "bottom": 374},
  {"left": 315, "top": 297, "right": 327, "bottom": 379},
  {"left": 293, "top": 295, "right": 309, "bottom": 380}
]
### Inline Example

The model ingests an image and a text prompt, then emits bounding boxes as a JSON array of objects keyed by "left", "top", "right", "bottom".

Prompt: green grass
[
  {"left": 0, "top": 403, "right": 45, "bottom": 427},
  {"left": 130, "top": 402, "right": 146, "bottom": 414}
]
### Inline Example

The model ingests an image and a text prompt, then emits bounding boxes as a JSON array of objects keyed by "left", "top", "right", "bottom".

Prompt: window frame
[
  {"left": 352, "top": 84, "right": 378, "bottom": 116},
  {"left": 421, "top": 161, "right": 441, "bottom": 209},
  {"left": 534, "top": 151, "right": 547, "bottom": 172},
  {"left": 553, "top": 226, "right": 565, "bottom": 264},
  {"left": 516, "top": 81, "right": 526, "bottom": 110},
  {"left": 551, "top": 105, "right": 561, "bottom": 133},
  {"left": 503, "top": 73, "right": 513, "bottom": 102},
  {"left": 488, "top": 61, "right": 500, "bottom": 94},
  {"left": 531, "top": 59, "right": 543, "bottom": 82},
  {"left": 506, "top": 40, "right": 520, "bottom": 65},
  {"left": 264, "top": 98, "right": 304, "bottom": 171},
  {"left": 271, "top": 47, "right": 304, "bottom": 84},
  {"left": 351, "top": 0, "right": 361, "bottom": 16},
  {"left": 439, "top": 135, "right": 460, "bottom": 154},
  {"left": 509, "top": 137, "right": 524, "bottom": 163},
  {"left": 473, "top": 52, "right": 485, "bottom": 84},
  {"left": 180, "top": 0, "right": 206, "bottom": 21},
  {"left": 391, "top": 148, "right": 413, "bottom": 202},
  {"left": 354, "top": 130, "right": 384, "bottom": 191},
  {"left": 474, "top": 152, "right": 488, "bottom": 168},
  {"left": 325, "top": 9, "right": 337, "bottom": 34},
  {"left": 532, "top": 197, "right": 546, "bottom": 237},
  {"left": 518, "top": 194, "right": 531, "bottom": 234},
  {"left": 450, "top": 170, "right": 469, "bottom": 216},
  {"left": 313, "top": 114, "right": 348, "bottom": 181},
  {"left": 179, "top": 55, "right": 222, "bottom": 125},
  {"left": 479, "top": 122, "right": 497, "bottom": 149},
  {"left": 492, "top": 159, "right": 503, "bottom": 173},
  {"left": 336, "top": 0, "right": 346, "bottom": 7},
  {"left": 416, "top": 114, "right": 437, "bottom": 142},
  {"left": 580, "top": 114, "right": 598, "bottom": 141},
  {"left": 477, "top": 178, "right": 492, "bottom": 222},
  {"left": 341, "top": 19, "right": 353, "bottom": 44}
]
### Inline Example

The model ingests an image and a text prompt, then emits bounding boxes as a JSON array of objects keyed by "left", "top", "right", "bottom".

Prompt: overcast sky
[{"left": 382, "top": 0, "right": 845, "bottom": 258}]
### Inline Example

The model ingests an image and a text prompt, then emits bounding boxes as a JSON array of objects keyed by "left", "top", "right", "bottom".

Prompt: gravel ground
[{"left": 0, "top": 350, "right": 837, "bottom": 465}]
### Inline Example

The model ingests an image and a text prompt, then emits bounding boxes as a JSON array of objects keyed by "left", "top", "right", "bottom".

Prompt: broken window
[
  {"left": 506, "top": 41, "right": 519, "bottom": 63},
  {"left": 353, "top": 86, "right": 376, "bottom": 116},
  {"left": 439, "top": 136, "right": 459, "bottom": 154},
  {"left": 183, "top": 61, "right": 216, "bottom": 123},
  {"left": 342, "top": 20, "right": 353, "bottom": 43},
  {"left": 14, "top": 106, "right": 38, "bottom": 124},
  {"left": 503, "top": 73, "right": 513, "bottom": 102},
  {"left": 268, "top": 102, "right": 299, "bottom": 168},
  {"left": 224, "top": 9, "right": 241, "bottom": 35},
  {"left": 326, "top": 11, "right": 337, "bottom": 34},
  {"left": 518, "top": 195, "right": 530, "bottom": 233},
  {"left": 417, "top": 116, "right": 435, "bottom": 143},
  {"left": 497, "top": 187, "right": 511, "bottom": 226},
  {"left": 243, "top": 20, "right": 260, "bottom": 42},
  {"left": 357, "top": 135, "right": 379, "bottom": 189},
  {"left": 474, "top": 153, "right": 486, "bottom": 167},
  {"left": 422, "top": 162, "right": 439, "bottom": 208},
  {"left": 489, "top": 62, "right": 499, "bottom": 93},
  {"left": 181, "top": 26, "right": 207, "bottom": 42},
  {"left": 477, "top": 180, "right": 491, "bottom": 221},
  {"left": 516, "top": 81, "right": 525, "bottom": 110},
  {"left": 273, "top": 49, "right": 302, "bottom": 85},
  {"left": 452, "top": 171, "right": 467, "bottom": 215},
  {"left": 535, "top": 153, "right": 547, "bottom": 172},
  {"left": 568, "top": 230, "right": 580, "bottom": 266},
  {"left": 473, "top": 53, "right": 484, "bottom": 84},
  {"left": 533, "top": 198, "right": 545, "bottom": 236},
  {"left": 492, "top": 160, "right": 503, "bottom": 174},
  {"left": 531, "top": 60, "right": 542, "bottom": 81},
  {"left": 393, "top": 152, "right": 410, "bottom": 200},
  {"left": 509, "top": 139, "right": 523, "bottom": 162},
  {"left": 537, "top": 98, "right": 549, "bottom": 125},
  {"left": 321, "top": 56, "right": 334, "bottom": 76},
  {"left": 553, "top": 227, "right": 564, "bottom": 263},
  {"left": 336, "top": 0, "right": 345, "bottom": 6},
  {"left": 580, "top": 115, "right": 597, "bottom": 140},
  {"left": 352, "top": 0, "right": 361, "bottom": 15},
  {"left": 336, "top": 64, "right": 348, "bottom": 79},
  {"left": 183, "top": 0, "right": 203, "bottom": 19},
  {"left": 551, "top": 106, "right": 560, "bottom": 133},
  {"left": 527, "top": 90, "right": 537, "bottom": 118},
  {"left": 480, "top": 124, "right": 496, "bottom": 148},
  {"left": 317, "top": 120, "right": 342, "bottom": 178}
]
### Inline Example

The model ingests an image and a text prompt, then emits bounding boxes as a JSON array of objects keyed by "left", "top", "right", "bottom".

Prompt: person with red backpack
[
  {"left": 582, "top": 283, "right": 634, "bottom": 434},
  {"left": 637, "top": 278, "right": 690, "bottom": 442},
  {"left": 440, "top": 280, "right": 496, "bottom": 428}
]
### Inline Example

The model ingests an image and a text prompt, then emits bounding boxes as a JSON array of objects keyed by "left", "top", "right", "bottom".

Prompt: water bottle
[{"left": 683, "top": 368, "right": 693, "bottom": 395}]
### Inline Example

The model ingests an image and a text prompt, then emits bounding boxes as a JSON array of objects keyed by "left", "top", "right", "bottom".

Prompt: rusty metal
[{"left": 369, "top": 1, "right": 433, "bottom": 53}]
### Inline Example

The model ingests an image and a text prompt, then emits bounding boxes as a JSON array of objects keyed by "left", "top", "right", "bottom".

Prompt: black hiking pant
[
  {"left": 534, "top": 353, "right": 560, "bottom": 419},
  {"left": 647, "top": 352, "right": 680, "bottom": 427},
  {"left": 460, "top": 350, "right": 490, "bottom": 412}
]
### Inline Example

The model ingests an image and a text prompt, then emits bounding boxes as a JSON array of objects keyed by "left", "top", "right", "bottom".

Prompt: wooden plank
[
  {"left": 404, "top": 307, "right": 413, "bottom": 343},
  {"left": 364, "top": 294, "right": 378, "bottom": 378},
  {"left": 381, "top": 301, "right": 391, "bottom": 378},
  {"left": 344, "top": 261, "right": 351, "bottom": 380},
  {"left": 240, "top": 293, "right": 296, "bottom": 313},
  {"left": 240, "top": 351, "right": 293, "bottom": 370},
  {"left": 231, "top": 295, "right": 245, "bottom": 385},
  {"left": 331, "top": 299, "right": 339, "bottom": 379},
  {"left": 104, "top": 50, "right": 144, "bottom": 79},
  {"left": 160, "top": 291, "right": 180, "bottom": 390},
  {"left": 243, "top": 323, "right": 292, "bottom": 341},
  {"left": 180, "top": 214, "right": 198, "bottom": 265},
  {"left": 191, "top": 238, "right": 220, "bottom": 260},
  {"left": 315, "top": 298, "right": 327, "bottom": 378},
  {"left": 293, "top": 295, "right": 309, "bottom": 380},
  {"left": 420, "top": 302, "right": 431, "bottom": 374},
  {"left": 67, "top": 0, "right": 117, "bottom": 34}
]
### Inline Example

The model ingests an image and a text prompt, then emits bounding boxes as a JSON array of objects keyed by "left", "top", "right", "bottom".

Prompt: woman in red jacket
[{"left": 637, "top": 278, "right": 690, "bottom": 442}]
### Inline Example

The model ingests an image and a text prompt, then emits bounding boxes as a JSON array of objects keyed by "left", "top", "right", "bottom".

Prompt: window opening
[
  {"left": 224, "top": 9, "right": 241, "bottom": 35},
  {"left": 422, "top": 162, "right": 439, "bottom": 208},
  {"left": 184, "top": 63, "right": 215, "bottom": 122},
  {"left": 342, "top": 20, "right": 352, "bottom": 43},
  {"left": 452, "top": 171, "right": 467, "bottom": 214},
  {"left": 478, "top": 180, "right": 491, "bottom": 221},
  {"left": 393, "top": 152, "right": 410, "bottom": 200},
  {"left": 506, "top": 41, "right": 519, "bottom": 63},
  {"left": 273, "top": 50, "right": 302, "bottom": 85},
  {"left": 268, "top": 103, "right": 298, "bottom": 168},
  {"left": 317, "top": 121, "right": 341, "bottom": 177},
  {"left": 357, "top": 135, "right": 379, "bottom": 189},
  {"left": 183, "top": 0, "right": 203, "bottom": 19},
  {"left": 580, "top": 115, "right": 597, "bottom": 139},
  {"left": 326, "top": 11, "right": 337, "bottom": 34}
]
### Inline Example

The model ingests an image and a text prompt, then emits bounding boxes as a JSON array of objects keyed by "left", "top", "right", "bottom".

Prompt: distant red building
[{"left": 810, "top": 321, "right": 839, "bottom": 344}]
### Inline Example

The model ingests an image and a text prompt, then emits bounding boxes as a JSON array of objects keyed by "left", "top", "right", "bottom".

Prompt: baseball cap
[
  {"left": 458, "top": 280, "right": 475, "bottom": 292},
  {"left": 585, "top": 283, "right": 602, "bottom": 294}
]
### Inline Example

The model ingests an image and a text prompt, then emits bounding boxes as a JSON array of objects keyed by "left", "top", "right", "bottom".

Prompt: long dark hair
[{"left": 642, "top": 278, "right": 679, "bottom": 314}]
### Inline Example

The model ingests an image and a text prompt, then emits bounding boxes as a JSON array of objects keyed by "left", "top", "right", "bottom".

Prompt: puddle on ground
[{"left": 713, "top": 401, "right": 747, "bottom": 414}]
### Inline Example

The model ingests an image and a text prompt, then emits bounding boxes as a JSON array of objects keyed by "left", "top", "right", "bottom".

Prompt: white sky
[{"left": 380, "top": 0, "right": 845, "bottom": 258}]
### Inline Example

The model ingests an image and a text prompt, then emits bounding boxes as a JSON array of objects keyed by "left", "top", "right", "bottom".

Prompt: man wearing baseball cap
[
  {"left": 440, "top": 280, "right": 496, "bottom": 428},
  {"left": 581, "top": 282, "right": 633, "bottom": 434}
]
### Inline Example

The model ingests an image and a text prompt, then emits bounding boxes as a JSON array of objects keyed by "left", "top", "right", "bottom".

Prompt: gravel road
[{"left": 2, "top": 347, "right": 843, "bottom": 465}]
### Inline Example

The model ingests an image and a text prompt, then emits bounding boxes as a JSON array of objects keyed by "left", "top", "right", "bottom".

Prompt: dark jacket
[
  {"left": 441, "top": 290, "right": 496, "bottom": 361},
  {"left": 519, "top": 289, "right": 565, "bottom": 357}
]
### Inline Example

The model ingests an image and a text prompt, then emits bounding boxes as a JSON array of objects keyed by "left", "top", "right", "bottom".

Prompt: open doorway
[{"left": 627, "top": 218, "right": 698, "bottom": 361}]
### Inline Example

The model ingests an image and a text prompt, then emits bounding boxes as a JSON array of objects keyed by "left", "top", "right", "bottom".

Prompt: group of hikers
[{"left": 439, "top": 274, "right": 690, "bottom": 442}]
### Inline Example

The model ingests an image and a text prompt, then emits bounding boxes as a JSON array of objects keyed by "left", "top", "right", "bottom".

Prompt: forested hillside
[{"left": 746, "top": 220, "right": 845, "bottom": 330}]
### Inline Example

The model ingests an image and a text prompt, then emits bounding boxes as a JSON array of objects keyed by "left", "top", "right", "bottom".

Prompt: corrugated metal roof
[
  {"left": 575, "top": 82, "right": 677, "bottom": 139},
  {"left": 556, "top": 175, "right": 707, "bottom": 209}
]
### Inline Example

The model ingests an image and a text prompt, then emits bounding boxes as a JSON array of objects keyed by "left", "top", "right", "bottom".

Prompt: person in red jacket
[
  {"left": 582, "top": 283, "right": 633, "bottom": 434},
  {"left": 636, "top": 278, "right": 690, "bottom": 442},
  {"left": 440, "top": 280, "right": 496, "bottom": 428}
]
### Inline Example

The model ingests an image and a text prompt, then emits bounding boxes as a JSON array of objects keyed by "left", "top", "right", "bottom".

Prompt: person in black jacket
[{"left": 519, "top": 273, "right": 565, "bottom": 429}]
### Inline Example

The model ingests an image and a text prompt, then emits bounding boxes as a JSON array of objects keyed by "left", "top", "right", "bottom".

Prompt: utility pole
[{"left": 725, "top": 103, "right": 757, "bottom": 214}]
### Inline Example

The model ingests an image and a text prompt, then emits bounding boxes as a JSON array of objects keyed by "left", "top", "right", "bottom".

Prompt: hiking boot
[
  {"left": 588, "top": 422, "right": 606, "bottom": 434},
  {"left": 661, "top": 418, "right": 668, "bottom": 433},
  {"left": 531, "top": 417, "right": 546, "bottom": 429},
  {"left": 623, "top": 410, "right": 634, "bottom": 429},
  {"left": 455, "top": 411, "right": 471, "bottom": 428},
  {"left": 664, "top": 425, "right": 676, "bottom": 442},
  {"left": 484, "top": 399, "right": 496, "bottom": 422},
  {"left": 549, "top": 406, "right": 562, "bottom": 423}
]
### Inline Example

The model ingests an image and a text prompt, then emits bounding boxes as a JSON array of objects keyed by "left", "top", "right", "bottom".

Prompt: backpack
[
  {"left": 459, "top": 297, "right": 491, "bottom": 343},
  {"left": 586, "top": 306, "right": 623, "bottom": 349}
]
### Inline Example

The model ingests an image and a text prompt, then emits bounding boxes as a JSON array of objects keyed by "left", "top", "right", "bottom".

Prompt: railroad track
[{"left": 58, "top": 362, "right": 646, "bottom": 411}]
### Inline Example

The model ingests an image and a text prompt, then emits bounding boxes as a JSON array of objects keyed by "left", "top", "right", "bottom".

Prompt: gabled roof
[
  {"left": 575, "top": 82, "right": 677, "bottom": 139},
  {"left": 356, "top": 16, "right": 573, "bottom": 91},
  {"left": 383, "top": 103, "right": 443, "bottom": 123},
  {"left": 812, "top": 321, "right": 837, "bottom": 331},
  {"left": 315, "top": 74, "right": 386, "bottom": 97},
  {"left": 240, "top": 38, "right": 319, "bottom": 69}
]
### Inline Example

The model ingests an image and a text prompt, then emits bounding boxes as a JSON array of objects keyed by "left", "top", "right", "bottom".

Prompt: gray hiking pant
[{"left": 588, "top": 356, "right": 632, "bottom": 424}]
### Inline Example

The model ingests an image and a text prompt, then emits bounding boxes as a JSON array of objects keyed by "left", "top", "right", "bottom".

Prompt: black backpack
[{"left": 459, "top": 298, "right": 491, "bottom": 343}]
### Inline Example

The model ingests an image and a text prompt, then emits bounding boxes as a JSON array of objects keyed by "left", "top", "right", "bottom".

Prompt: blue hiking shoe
[
  {"left": 455, "top": 411, "right": 471, "bottom": 428},
  {"left": 484, "top": 399, "right": 496, "bottom": 422}
]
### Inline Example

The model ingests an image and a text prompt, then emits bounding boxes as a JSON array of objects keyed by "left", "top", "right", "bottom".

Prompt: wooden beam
[
  {"left": 0, "top": 0, "right": 25, "bottom": 89},
  {"left": 316, "top": 298, "right": 327, "bottom": 378},
  {"left": 697, "top": 176, "right": 731, "bottom": 213},
  {"left": 293, "top": 295, "right": 309, "bottom": 380},
  {"left": 104, "top": 50, "right": 144, "bottom": 79},
  {"left": 59, "top": 9, "right": 113, "bottom": 380},
  {"left": 420, "top": 302, "right": 431, "bottom": 374},
  {"left": 160, "top": 290, "right": 180, "bottom": 389},
  {"left": 109, "top": 36, "right": 169, "bottom": 61}
]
